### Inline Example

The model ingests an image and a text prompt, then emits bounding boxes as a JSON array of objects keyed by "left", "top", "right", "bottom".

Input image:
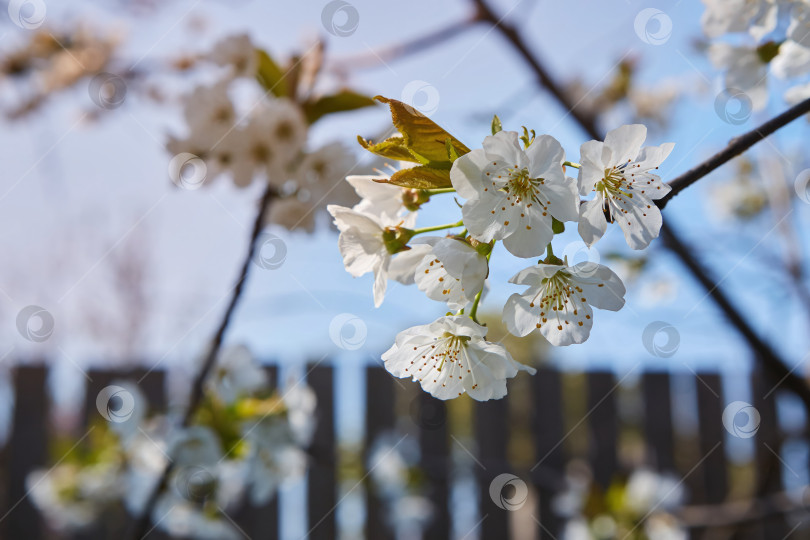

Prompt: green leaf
[
  {"left": 357, "top": 135, "right": 417, "bottom": 162},
  {"left": 445, "top": 138, "right": 460, "bottom": 161},
  {"left": 385, "top": 165, "right": 452, "bottom": 189},
  {"left": 303, "top": 90, "right": 377, "bottom": 124},
  {"left": 374, "top": 96, "right": 470, "bottom": 162},
  {"left": 551, "top": 217, "right": 565, "bottom": 235},
  {"left": 491, "top": 114, "right": 502, "bottom": 135},
  {"left": 255, "top": 49, "right": 289, "bottom": 98}
]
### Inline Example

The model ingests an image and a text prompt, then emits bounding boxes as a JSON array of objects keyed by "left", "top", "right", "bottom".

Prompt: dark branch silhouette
[
  {"left": 470, "top": 0, "right": 810, "bottom": 410},
  {"left": 128, "top": 184, "right": 277, "bottom": 540},
  {"left": 659, "top": 96, "right": 810, "bottom": 208}
]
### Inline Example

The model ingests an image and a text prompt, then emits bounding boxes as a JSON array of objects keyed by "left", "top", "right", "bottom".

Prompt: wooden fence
[{"left": 0, "top": 363, "right": 808, "bottom": 539}]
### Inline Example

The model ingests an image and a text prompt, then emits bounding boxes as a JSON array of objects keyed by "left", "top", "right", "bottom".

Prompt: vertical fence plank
[
  {"left": 79, "top": 367, "right": 168, "bottom": 540},
  {"left": 752, "top": 371, "right": 787, "bottom": 540},
  {"left": 364, "top": 367, "right": 396, "bottom": 540},
  {"left": 689, "top": 373, "right": 726, "bottom": 540},
  {"left": 531, "top": 368, "right": 566, "bottom": 540},
  {"left": 231, "top": 365, "right": 280, "bottom": 540},
  {"left": 643, "top": 372, "right": 675, "bottom": 472},
  {"left": 306, "top": 365, "right": 336, "bottom": 540},
  {"left": 419, "top": 393, "right": 450, "bottom": 540},
  {"left": 5, "top": 365, "right": 48, "bottom": 540},
  {"left": 694, "top": 373, "right": 727, "bottom": 504},
  {"left": 475, "top": 396, "right": 510, "bottom": 539},
  {"left": 587, "top": 372, "right": 619, "bottom": 489},
  {"left": 83, "top": 367, "right": 167, "bottom": 425}
]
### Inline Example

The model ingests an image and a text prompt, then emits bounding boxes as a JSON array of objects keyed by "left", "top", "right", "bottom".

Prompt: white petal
[
  {"left": 482, "top": 131, "right": 524, "bottom": 166},
  {"left": 604, "top": 124, "right": 647, "bottom": 165},
  {"left": 502, "top": 210, "right": 554, "bottom": 258},
  {"left": 338, "top": 228, "right": 384, "bottom": 277},
  {"left": 462, "top": 191, "right": 509, "bottom": 242},
  {"left": 577, "top": 197, "right": 608, "bottom": 247},
  {"left": 502, "top": 293, "right": 538, "bottom": 337},
  {"left": 578, "top": 140, "right": 606, "bottom": 195},
  {"left": 541, "top": 176, "right": 580, "bottom": 223},
  {"left": 537, "top": 294, "right": 594, "bottom": 347},
  {"left": 414, "top": 252, "right": 469, "bottom": 309},
  {"left": 525, "top": 135, "right": 565, "bottom": 176},
  {"left": 507, "top": 264, "right": 563, "bottom": 286},
  {"left": 772, "top": 40, "right": 810, "bottom": 79},
  {"left": 609, "top": 192, "right": 662, "bottom": 250},
  {"left": 388, "top": 242, "right": 436, "bottom": 285},
  {"left": 328, "top": 204, "right": 382, "bottom": 232},
  {"left": 432, "top": 238, "right": 488, "bottom": 294},
  {"left": 569, "top": 264, "right": 626, "bottom": 311},
  {"left": 372, "top": 257, "right": 390, "bottom": 308},
  {"left": 450, "top": 149, "right": 489, "bottom": 199}
]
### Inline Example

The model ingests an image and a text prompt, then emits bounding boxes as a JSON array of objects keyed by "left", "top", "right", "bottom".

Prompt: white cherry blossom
[
  {"left": 577, "top": 124, "right": 674, "bottom": 250},
  {"left": 451, "top": 131, "right": 579, "bottom": 258},
  {"left": 327, "top": 205, "right": 417, "bottom": 307},
  {"left": 414, "top": 237, "right": 488, "bottom": 309},
  {"left": 785, "top": 80, "right": 810, "bottom": 110},
  {"left": 209, "top": 34, "right": 257, "bottom": 78},
  {"left": 265, "top": 142, "right": 358, "bottom": 232},
  {"left": 347, "top": 171, "right": 410, "bottom": 223},
  {"left": 502, "top": 261, "right": 625, "bottom": 346},
  {"left": 701, "top": 0, "right": 778, "bottom": 41},
  {"left": 382, "top": 316, "right": 535, "bottom": 401},
  {"left": 771, "top": 40, "right": 810, "bottom": 79},
  {"left": 788, "top": 2, "right": 810, "bottom": 47},
  {"left": 207, "top": 345, "right": 268, "bottom": 404},
  {"left": 183, "top": 81, "right": 236, "bottom": 142},
  {"left": 262, "top": 98, "right": 308, "bottom": 160},
  {"left": 707, "top": 43, "right": 769, "bottom": 110}
]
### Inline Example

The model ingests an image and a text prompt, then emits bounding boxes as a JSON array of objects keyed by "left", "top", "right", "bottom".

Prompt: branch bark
[
  {"left": 659, "top": 96, "right": 810, "bottom": 209},
  {"left": 471, "top": 0, "right": 601, "bottom": 140},
  {"left": 127, "top": 184, "right": 277, "bottom": 540},
  {"left": 471, "top": 0, "right": 810, "bottom": 410},
  {"left": 328, "top": 16, "right": 478, "bottom": 73}
]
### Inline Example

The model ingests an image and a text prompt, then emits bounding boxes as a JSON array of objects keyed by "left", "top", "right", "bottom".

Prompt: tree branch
[
  {"left": 659, "top": 221, "right": 810, "bottom": 410},
  {"left": 127, "top": 184, "right": 278, "bottom": 540},
  {"left": 659, "top": 96, "right": 810, "bottom": 209},
  {"left": 328, "top": 16, "right": 478, "bottom": 73},
  {"left": 469, "top": 0, "right": 810, "bottom": 410},
  {"left": 471, "top": 0, "right": 602, "bottom": 140}
]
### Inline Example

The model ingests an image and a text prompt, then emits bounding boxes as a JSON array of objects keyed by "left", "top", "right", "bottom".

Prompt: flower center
[
  {"left": 435, "top": 332, "right": 470, "bottom": 371},
  {"left": 536, "top": 271, "right": 574, "bottom": 311},
  {"left": 505, "top": 167, "right": 544, "bottom": 204},
  {"left": 596, "top": 166, "right": 634, "bottom": 199}
]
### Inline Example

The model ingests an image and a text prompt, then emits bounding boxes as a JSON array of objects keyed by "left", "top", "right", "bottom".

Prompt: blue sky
[{"left": 1, "top": 0, "right": 810, "bottom": 443}]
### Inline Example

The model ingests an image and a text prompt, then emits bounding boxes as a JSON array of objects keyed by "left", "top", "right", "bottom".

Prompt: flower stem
[
  {"left": 563, "top": 161, "right": 581, "bottom": 169},
  {"left": 468, "top": 250, "right": 492, "bottom": 324},
  {"left": 411, "top": 220, "right": 463, "bottom": 235},
  {"left": 422, "top": 187, "right": 456, "bottom": 195},
  {"left": 469, "top": 288, "right": 483, "bottom": 324}
]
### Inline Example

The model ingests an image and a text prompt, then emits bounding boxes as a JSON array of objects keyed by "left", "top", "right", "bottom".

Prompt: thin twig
[
  {"left": 678, "top": 489, "right": 801, "bottom": 528},
  {"left": 127, "top": 184, "right": 277, "bottom": 540},
  {"left": 659, "top": 96, "right": 810, "bottom": 208},
  {"left": 469, "top": 0, "right": 810, "bottom": 410},
  {"left": 471, "top": 0, "right": 602, "bottom": 139},
  {"left": 328, "top": 15, "right": 478, "bottom": 73}
]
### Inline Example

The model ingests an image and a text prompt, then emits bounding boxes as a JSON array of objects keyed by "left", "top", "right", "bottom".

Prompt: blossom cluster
[
  {"left": 557, "top": 464, "right": 686, "bottom": 540},
  {"left": 26, "top": 346, "right": 315, "bottom": 538},
  {"left": 167, "top": 34, "right": 360, "bottom": 231},
  {"left": 702, "top": 0, "right": 810, "bottom": 110},
  {"left": 330, "top": 100, "right": 674, "bottom": 401}
]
